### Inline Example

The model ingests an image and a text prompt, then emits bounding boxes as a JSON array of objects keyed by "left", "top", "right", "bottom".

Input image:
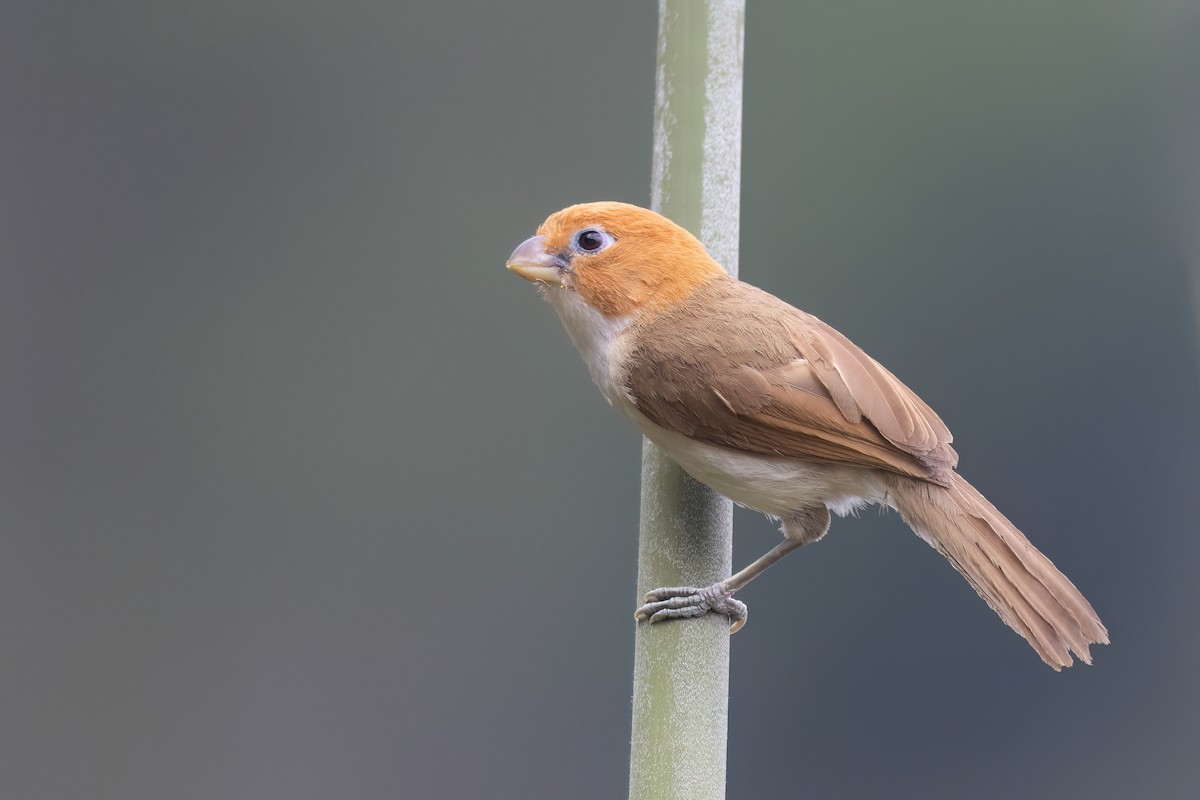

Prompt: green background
[{"left": 5, "top": 1, "right": 1199, "bottom": 797}]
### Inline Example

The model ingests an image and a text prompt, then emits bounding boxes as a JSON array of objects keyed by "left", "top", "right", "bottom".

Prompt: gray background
[{"left": 5, "top": 1, "right": 1200, "bottom": 798}]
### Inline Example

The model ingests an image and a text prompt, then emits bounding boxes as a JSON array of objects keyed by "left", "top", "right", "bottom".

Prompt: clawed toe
[{"left": 634, "top": 583, "right": 748, "bottom": 633}]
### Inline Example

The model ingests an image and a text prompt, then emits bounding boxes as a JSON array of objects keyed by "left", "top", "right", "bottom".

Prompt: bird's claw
[{"left": 634, "top": 583, "right": 748, "bottom": 633}]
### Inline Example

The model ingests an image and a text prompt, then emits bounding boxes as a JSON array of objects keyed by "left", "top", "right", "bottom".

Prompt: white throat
[{"left": 541, "top": 286, "right": 633, "bottom": 407}]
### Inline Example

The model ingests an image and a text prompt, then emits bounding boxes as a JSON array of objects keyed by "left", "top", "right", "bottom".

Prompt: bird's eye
[{"left": 573, "top": 229, "right": 613, "bottom": 254}]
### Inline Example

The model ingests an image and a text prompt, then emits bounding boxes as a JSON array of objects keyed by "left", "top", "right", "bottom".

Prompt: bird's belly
[{"left": 628, "top": 411, "right": 883, "bottom": 519}]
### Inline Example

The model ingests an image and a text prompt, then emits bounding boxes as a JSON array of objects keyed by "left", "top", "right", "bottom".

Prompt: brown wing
[{"left": 624, "top": 277, "right": 957, "bottom": 483}]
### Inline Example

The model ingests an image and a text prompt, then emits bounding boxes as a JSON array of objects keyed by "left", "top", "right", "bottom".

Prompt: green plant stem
[{"left": 628, "top": 2, "right": 744, "bottom": 799}]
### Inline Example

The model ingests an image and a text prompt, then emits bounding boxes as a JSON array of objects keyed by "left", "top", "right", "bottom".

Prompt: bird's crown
[{"left": 535, "top": 202, "right": 726, "bottom": 318}]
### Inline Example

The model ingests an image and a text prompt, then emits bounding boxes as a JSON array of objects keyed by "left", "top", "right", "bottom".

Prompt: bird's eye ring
[{"left": 573, "top": 228, "right": 614, "bottom": 254}]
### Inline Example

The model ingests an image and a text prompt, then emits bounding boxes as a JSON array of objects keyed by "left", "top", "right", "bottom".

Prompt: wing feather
[{"left": 624, "top": 278, "right": 957, "bottom": 482}]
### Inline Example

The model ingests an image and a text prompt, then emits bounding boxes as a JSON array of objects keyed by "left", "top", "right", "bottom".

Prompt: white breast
[
  {"left": 543, "top": 287, "right": 882, "bottom": 519},
  {"left": 627, "top": 412, "right": 882, "bottom": 518}
]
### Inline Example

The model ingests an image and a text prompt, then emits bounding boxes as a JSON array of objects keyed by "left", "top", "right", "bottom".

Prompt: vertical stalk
[{"left": 628, "top": 3, "right": 744, "bottom": 800}]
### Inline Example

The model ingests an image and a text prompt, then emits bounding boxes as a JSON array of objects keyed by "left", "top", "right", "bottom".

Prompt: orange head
[{"left": 506, "top": 202, "right": 726, "bottom": 318}]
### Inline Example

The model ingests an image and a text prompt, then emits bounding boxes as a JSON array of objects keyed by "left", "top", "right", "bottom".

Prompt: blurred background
[{"left": 4, "top": 1, "right": 1200, "bottom": 798}]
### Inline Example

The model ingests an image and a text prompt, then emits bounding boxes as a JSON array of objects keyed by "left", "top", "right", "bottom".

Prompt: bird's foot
[{"left": 634, "top": 582, "right": 748, "bottom": 633}]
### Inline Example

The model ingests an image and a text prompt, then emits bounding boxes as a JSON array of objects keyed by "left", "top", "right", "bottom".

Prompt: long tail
[{"left": 885, "top": 473, "right": 1108, "bottom": 670}]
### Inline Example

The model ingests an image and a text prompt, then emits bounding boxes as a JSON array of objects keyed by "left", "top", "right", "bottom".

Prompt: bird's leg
[{"left": 635, "top": 506, "right": 831, "bottom": 633}]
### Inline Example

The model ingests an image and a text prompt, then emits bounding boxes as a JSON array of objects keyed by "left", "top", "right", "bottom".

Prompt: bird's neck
[{"left": 541, "top": 286, "right": 634, "bottom": 407}]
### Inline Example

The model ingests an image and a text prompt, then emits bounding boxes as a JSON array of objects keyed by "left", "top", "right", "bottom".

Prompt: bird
[{"left": 506, "top": 201, "right": 1108, "bottom": 670}]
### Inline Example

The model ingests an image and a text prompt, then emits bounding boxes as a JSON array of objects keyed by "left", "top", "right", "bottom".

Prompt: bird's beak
[{"left": 506, "top": 235, "right": 566, "bottom": 285}]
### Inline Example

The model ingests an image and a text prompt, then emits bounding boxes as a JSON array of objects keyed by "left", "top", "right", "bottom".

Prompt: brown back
[{"left": 623, "top": 277, "right": 958, "bottom": 482}]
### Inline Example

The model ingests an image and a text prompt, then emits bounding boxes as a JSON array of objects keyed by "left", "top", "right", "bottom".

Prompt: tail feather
[{"left": 886, "top": 473, "right": 1109, "bottom": 670}]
